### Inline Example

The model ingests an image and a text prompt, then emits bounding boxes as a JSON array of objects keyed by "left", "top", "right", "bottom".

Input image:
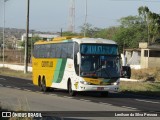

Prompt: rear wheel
[
  {"left": 40, "top": 77, "right": 49, "bottom": 92},
  {"left": 68, "top": 80, "right": 76, "bottom": 96}
]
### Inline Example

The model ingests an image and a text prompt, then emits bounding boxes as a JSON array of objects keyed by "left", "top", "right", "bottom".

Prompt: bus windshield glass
[
  {"left": 80, "top": 44, "right": 120, "bottom": 78},
  {"left": 81, "top": 44, "right": 118, "bottom": 55}
]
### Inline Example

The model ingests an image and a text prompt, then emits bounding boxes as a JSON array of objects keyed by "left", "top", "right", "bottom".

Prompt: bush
[{"left": 131, "top": 68, "right": 160, "bottom": 82}]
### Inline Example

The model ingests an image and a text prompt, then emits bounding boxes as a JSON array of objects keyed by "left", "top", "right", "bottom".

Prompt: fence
[{"left": 0, "top": 49, "right": 24, "bottom": 63}]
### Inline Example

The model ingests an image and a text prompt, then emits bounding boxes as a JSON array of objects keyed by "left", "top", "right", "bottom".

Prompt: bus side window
[
  {"left": 46, "top": 44, "right": 51, "bottom": 58},
  {"left": 56, "top": 44, "right": 62, "bottom": 58},
  {"left": 43, "top": 45, "right": 47, "bottom": 58},
  {"left": 50, "top": 44, "right": 56, "bottom": 58},
  {"left": 33, "top": 45, "right": 39, "bottom": 58},
  {"left": 61, "top": 43, "right": 68, "bottom": 58},
  {"left": 68, "top": 43, "right": 73, "bottom": 59},
  {"left": 39, "top": 45, "right": 44, "bottom": 58}
]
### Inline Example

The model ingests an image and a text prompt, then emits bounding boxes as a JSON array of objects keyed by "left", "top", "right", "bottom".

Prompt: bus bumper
[{"left": 77, "top": 84, "right": 119, "bottom": 92}]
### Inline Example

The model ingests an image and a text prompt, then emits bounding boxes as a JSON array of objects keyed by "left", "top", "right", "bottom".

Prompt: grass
[
  {"left": 122, "top": 67, "right": 160, "bottom": 97},
  {"left": 0, "top": 67, "right": 32, "bottom": 80},
  {"left": 131, "top": 68, "right": 160, "bottom": 82},
  {"left": 0, "top": 98, "right": 32, "bottom": 120},
  {"left": 119, "top": 81, "right": 160, "bottom": 97}
]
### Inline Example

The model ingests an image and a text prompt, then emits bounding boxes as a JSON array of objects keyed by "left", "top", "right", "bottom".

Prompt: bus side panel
[
  {"left": 32, "top": 57, "right": 58, "bottom": 87},
  {"left": 52, "top": 58, "right": 67, "bottom": 83},
  {"left": 51, "top": 59, "right": 76, "bottom": 90}
]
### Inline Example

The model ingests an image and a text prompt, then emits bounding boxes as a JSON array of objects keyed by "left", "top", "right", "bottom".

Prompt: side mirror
[{"left": 77, "top": 52, "right": 81, "bottom": 65}]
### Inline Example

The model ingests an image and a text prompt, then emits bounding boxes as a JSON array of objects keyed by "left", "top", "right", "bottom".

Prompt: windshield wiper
[
  {"left": 103, "top": 68, "right": 111, "bottom": 79},
  {"left": 94, "top": 66, "right": 111, "bottom": 79}
]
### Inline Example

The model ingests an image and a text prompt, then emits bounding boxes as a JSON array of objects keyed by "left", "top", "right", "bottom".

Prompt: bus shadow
[
  {"left": 114, "top": 91, "right": 160, "bottom": 99},
  {"left": 48, "top": 89, "right": 160, "bottom": 100}
]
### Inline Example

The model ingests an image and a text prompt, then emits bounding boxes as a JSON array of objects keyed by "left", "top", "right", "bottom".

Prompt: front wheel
[{"left": 68, "top": 81, "right": 76, "bottom": 96}]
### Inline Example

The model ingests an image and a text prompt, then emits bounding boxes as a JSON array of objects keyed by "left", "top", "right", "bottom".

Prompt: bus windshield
[{"left": 80, "top": 44, "right": 120, "bottom": 78}]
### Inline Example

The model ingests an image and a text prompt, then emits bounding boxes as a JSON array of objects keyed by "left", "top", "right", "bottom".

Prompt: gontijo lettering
[{"left": 42, "top": 61, "right": 53, "bottom": 67}]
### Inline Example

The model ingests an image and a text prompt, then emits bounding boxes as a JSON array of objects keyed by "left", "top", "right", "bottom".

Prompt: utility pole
[
  {"left": 24, "top": 0, "right": 30, "bottom": 73},
  {"left": 3, "top": 0, "right": 8, "bottom": 67},
  {"left": 61, "top": 28, "right": 63, "bottom": 37},
  {"left": 84, "top": 0, "right": 88, "bottom": 37},
  {"left": 68, "top": 0, "right": 75, "bottom": 33}
]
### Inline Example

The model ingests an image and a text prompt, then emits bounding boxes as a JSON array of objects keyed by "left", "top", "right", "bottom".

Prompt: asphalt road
[{"left": 0, "top": 75, "right": 160, "bottom": 120}]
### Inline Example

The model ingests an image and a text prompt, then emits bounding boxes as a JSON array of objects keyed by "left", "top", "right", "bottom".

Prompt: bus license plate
[{"left": 97, "top": 87, "right": 104, "bottom": 91}]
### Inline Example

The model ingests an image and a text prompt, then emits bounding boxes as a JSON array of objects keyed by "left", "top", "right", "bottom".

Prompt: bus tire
[
  {"left": 41, "top": 77, "right": 49, "bottom": 92},
  {"left": 100, "top": 91, "right": 109, "bottom": 97},
  {"left": 68, "top": 80, "right": 76, "bottom": 96},
  {"left": 38, "top": 76, "right": 43, "bottom": 91}
]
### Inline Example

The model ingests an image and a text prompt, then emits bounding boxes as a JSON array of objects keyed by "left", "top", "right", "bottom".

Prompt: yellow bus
[{"left": 32, "top": 36, "right": 120, "bottom": 96}]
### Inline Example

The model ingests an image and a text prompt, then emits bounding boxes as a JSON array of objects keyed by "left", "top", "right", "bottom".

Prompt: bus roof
[
  {"left": 34, "top": 36, "right": 117, "bottom": 45},
  {"left": 72, "top": 38, "right": 117, "bottom": 44}
]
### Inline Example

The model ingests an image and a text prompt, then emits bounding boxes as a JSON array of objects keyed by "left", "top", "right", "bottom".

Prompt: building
[
  {"left": 21, "top": 33, "right": 59, "bottom": 41},
  {"left": 123, "top": 49, "right": 141, "bottom": 69},
  {"left": 139, "top": 42, "right": 160, "bottom": 68},
  {"left": 124, "top": 42, "right": 160, "bottom": 69}
]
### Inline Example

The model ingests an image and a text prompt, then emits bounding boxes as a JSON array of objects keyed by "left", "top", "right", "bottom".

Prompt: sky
[{"left": 0, "top": 0, "right": 160, "bottom": 33}]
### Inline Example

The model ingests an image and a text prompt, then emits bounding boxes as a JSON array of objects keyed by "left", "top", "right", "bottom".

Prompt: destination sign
[{"left": 81, "top": 44, "right": 118, "bottom": 55}]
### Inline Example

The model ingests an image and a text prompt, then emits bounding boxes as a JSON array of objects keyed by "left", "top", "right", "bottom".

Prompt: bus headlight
[
  {"left": 80, "top": 81, "right": 91, "bottom": 85},
  {"left": 112, "top": 81, "right": 120, "bottom": 85}
]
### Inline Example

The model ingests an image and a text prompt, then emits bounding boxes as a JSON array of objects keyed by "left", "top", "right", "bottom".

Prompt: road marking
[
  {"left": 80, "top": 99, "right": 85, "bottom": 101},
  {"left": 51, "top": 94, "right": 57, "bottom": 96},
  {"left": 99, "top": 102, "right": 112, "bottom": 106},
  {"left": 135, "top": 99, "right": 160, "bottom": 104},
  {"left": 84, "top": 99, "right": 90, "bottom": 102},
  {"left": 122, "top": 106, "right": 137, "bottom": 110},
  {"left": 35, "top": 91, "right": 42, "bottom": 94},
  {"left": 80, "top": 99, "right": 90, "bottom": 102},
  {"left": 26, "top": 89, "right": 31, "bottom": 92},
  {"left": 14, "top": 87, "right": 21, "bottom": 90},
  {"left": 24, "top": 89, "right": 29, "bottom": 91},
  {"left": 0, "top": 78, "right": 6, "bottom": 80},
  {"left": 27, "top": 83, "right": 34, "bottom": 86},
  {"left": 63, "top": 96, "right": 73, "bottom": 99}
]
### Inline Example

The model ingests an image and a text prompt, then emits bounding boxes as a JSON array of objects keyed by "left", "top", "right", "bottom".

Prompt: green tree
[
  {"left": 138, "top": 6, "right": 160, "bottom": 43},
  {"left": 90, "top": 27, "right": 119, "bottom": 41},
  {"left": 61, "top": 31, "right": 79, "bottom": 36},
  {"left": 80, "top": 23, "right": 101, "bottom": 37},
  {"left": 113, "top": 15, "right": 148, "bottom": 52}
]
